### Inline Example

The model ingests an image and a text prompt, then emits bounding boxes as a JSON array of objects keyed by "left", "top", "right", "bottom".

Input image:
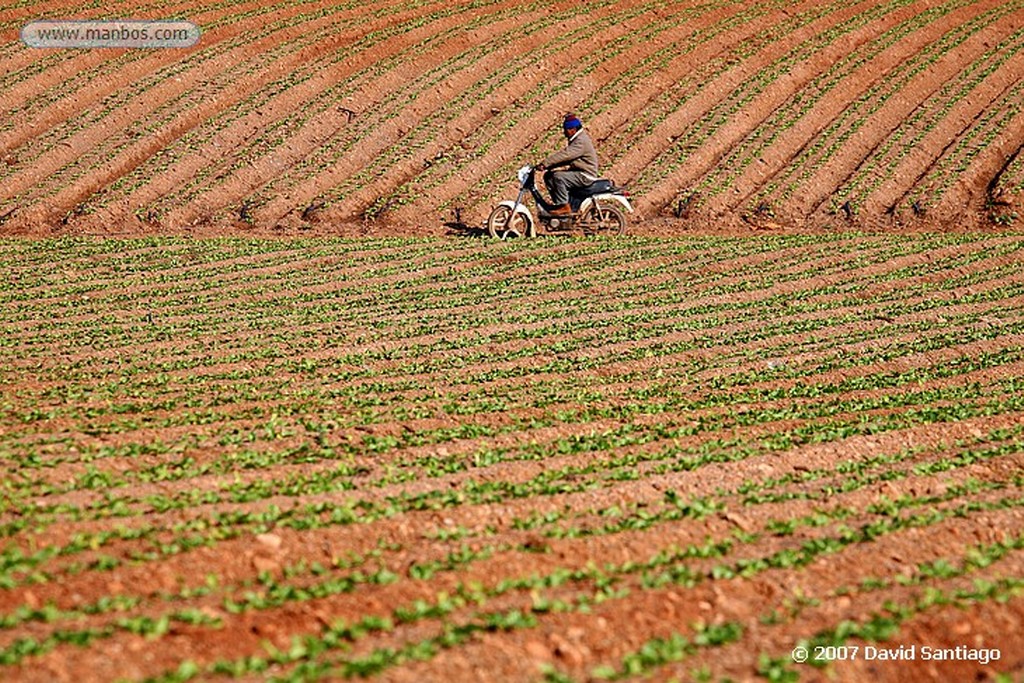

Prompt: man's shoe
[{"left": 549, "top": 203, "right": 572, "bottom": 216}]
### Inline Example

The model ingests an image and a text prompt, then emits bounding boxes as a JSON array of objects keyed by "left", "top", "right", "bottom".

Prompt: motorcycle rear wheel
[
  {"left": 486, "top": 205, "right": 534, "bottom": 239},
  {"left": 582, "top": 203, "right": 626, "bottom": 236}
]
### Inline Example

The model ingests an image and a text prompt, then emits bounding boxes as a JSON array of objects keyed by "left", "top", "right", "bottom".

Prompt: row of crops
[
  {"left": 0, "top": 234, "right": 1021, "bottom": 681},
  {"left": 0, "top": 0, "right": 1022, "bottom": 232}
]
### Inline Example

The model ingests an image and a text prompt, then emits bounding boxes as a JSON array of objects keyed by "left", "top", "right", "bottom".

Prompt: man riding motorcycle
[{"left": 535, "top": 113, "right": 599, "bottom": 217}]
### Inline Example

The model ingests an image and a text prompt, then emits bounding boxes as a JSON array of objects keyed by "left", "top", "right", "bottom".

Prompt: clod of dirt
[
  {"left": 524, "top": 640, "right": 551, "bottom": 662},
  {"left": 723, "top": 511, "right": 754, "bottom": 532},
  {"left": 549, "top": 633, "right": 589, "bottom": 667},
  {"left": 251, "top": 555, "right": 282, "bottom": 575},
  {"left": 255, "top": 532, "right": 283, "bottom": 550},
  {"left": 521, "top": 535, "right": 551, "bottom": 553}
]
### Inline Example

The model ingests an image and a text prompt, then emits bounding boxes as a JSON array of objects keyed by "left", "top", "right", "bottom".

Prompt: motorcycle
[{"left": 486, "top": 165, "right": 633, "bottom": 239}]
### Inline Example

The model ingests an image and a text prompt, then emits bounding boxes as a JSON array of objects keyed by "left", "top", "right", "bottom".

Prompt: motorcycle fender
[
  {"left": 580, "top": 194, "right": 634, "bottom": 214},
  {"left": 494, "top": 200, "right": 536, "bottom": 236}
]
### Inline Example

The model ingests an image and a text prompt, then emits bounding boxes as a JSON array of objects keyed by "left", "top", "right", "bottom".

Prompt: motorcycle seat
[{"left": 570, "top": 179, "right": 614, "bottom": 197}]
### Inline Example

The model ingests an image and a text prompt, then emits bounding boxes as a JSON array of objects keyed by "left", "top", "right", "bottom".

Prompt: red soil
[
  {"left": 1, "top": 235, "right": 1023, "bottom": 681},
  {"left": 1, "top": 0, "right": 1021, "bottom": 236}
]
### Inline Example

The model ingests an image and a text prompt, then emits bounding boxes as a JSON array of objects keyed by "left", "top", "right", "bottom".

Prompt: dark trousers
[{"left": 544, "top": 170, "right": 593, "bottom": 205}]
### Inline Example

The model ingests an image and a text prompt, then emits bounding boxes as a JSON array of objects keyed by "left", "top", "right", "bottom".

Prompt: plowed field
[
  {"left": 1, "top": 234, "right": 1022, "bottom": 682},
  {"left": 1, "top": 0, "right": 1023, "bottom": 235}
]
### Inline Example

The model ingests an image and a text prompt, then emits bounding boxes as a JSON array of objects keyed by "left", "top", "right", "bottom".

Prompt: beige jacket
[{"left": 543, "top": 129, "right": 599, "bottom": 178}]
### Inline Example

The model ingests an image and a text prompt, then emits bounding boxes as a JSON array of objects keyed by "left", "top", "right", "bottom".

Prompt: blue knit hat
[{"left": 563, "top": 113, "right": 582, "bottom": 131}]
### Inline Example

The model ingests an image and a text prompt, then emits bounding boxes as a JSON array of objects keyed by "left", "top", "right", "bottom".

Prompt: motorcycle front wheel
[
  {"left": 582, "top": 204, "right": 626, "bottom": 236},
  {"left": 486, "top": 205, "right": 534, "bottom": 239}
]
